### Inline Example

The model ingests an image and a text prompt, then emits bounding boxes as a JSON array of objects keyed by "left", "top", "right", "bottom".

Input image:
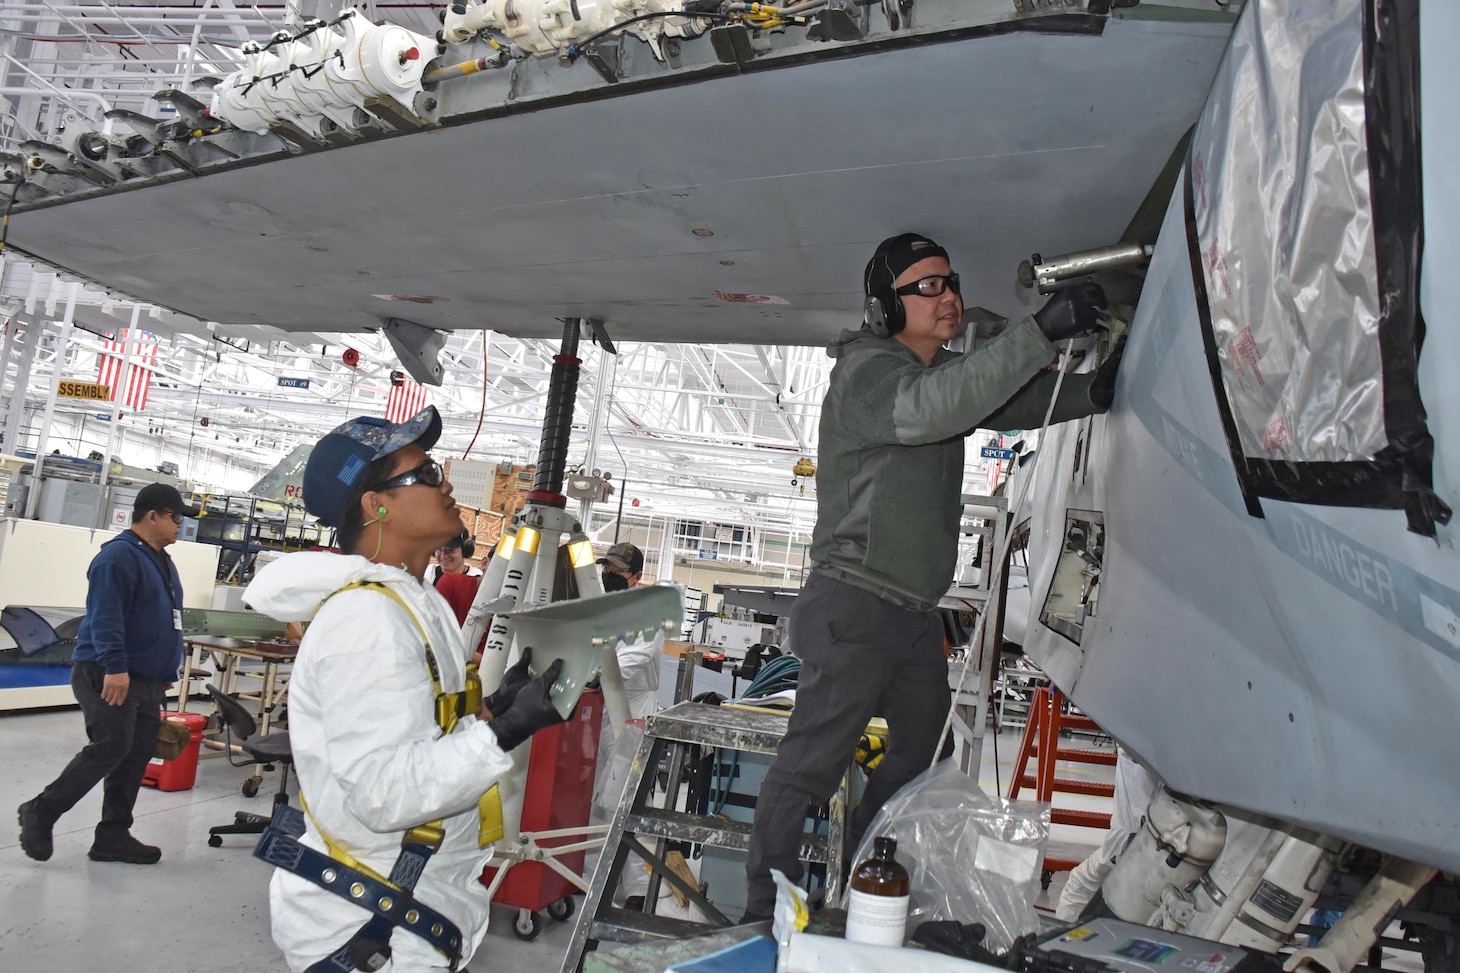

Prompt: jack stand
[
  {"left": 464, "top": 318, "right": 606, "bottom": 693},
  {"left": 454, "top": 319, "right": 683, "bottom": 930}
]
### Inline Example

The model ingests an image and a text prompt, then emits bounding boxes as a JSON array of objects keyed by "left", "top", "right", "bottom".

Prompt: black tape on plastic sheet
[
  {"left": 1361, "top": 0, "right": 1449, "bottom": 536},
  {"left": 1184, "top": 0, "right": 1451, "bottom": 537}
]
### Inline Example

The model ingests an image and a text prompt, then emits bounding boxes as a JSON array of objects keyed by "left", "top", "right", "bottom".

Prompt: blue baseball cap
[{"left": 303, "top": 406, "right": 442, "bottom": 527}]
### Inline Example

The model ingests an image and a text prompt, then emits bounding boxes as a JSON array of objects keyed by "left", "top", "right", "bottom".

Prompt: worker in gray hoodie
[{"left": 744, "top": 232, "right": 1121, "bottom": 919}]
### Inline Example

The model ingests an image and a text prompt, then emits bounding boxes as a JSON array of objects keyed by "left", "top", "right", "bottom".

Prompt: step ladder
[
  {"left": 940, "top": 494, "right": 1011, "bottom": 781},
  {"left": 559, "top": 700, "right": 851, "bottom": 973},
  {"left": 1007, "top": 685, "right": 1116, "bottom": 886}
]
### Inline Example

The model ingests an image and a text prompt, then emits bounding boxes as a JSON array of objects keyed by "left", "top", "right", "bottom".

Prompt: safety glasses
[
  {"left": 376, "top": 458, "right": 445, "bottom": 493},
  {"left": 894, "top": 272, "right": 961, "bottom": 298}
]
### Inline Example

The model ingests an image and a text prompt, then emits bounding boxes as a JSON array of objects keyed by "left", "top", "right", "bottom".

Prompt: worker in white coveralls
[
  {"left": 1055, "top": 748, "right": 1162, "bottom": 921},
  {"left": 596, "top": 542, "right": 663, "bottom": 721},
  {"left": 244, "top": 406, "right": 568, "bottom": 972},
  {"left": 591, "top": 542, "right": 665, "bottom": 903}
]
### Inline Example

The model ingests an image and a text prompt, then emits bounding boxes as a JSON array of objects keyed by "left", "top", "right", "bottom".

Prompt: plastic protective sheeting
[
  {"left": 846, "top": 761, "right": 1050, "bottom": 953},
  {"left": 779, "top": 932, "right": 1007, "bottom": 973},
  {"left": 1185, "top": 0, "right": 1449, "bottom": 534},
  {"left": 1191, "top": 0, "right": 1380, "bottom": 465}
]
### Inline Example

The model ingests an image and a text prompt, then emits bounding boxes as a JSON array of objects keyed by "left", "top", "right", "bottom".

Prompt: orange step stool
[{"left": 1007, "top": 685, "right": 1115, "bottom": 887}]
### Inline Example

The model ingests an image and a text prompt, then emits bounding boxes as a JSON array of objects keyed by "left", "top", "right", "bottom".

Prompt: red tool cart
[{"left": 481, "top": 688, "right": 606, "bottom": 940}]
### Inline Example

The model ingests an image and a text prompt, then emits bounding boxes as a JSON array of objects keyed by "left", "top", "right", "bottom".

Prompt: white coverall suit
[
  {"left": 245, "top": 552, "right": 515, "bottom": 972},
  {"left": 1055, "top": 747, "right": 1161, "bottom": 921},
  {"left": 591, "top": 625, "right": 664, "bottom": 900}
]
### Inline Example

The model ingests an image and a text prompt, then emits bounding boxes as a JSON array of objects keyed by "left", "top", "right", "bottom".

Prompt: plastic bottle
[{"left": 844, "top": 836, "right": 910, "bottom": 947}]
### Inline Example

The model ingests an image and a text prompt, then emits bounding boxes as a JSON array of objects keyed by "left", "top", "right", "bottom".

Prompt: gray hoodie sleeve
[
  {"left": 845, "top": 317, "right": 1056, "bottom": 445},
  {"left": 980, "top": 370, "right": 1103, "bottom": 431}
]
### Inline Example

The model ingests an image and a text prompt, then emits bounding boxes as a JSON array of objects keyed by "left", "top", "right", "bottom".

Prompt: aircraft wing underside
[{"left": 6, "top": 7, "right": 1235, "bottom": 345}]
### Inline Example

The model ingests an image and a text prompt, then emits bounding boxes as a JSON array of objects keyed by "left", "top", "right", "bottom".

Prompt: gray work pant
[
  {"left": 744, "top": 571, "right": 950, "bottom": 918},
  {"left": 32, "top": 661, "right": 165, "bottom": 842}
]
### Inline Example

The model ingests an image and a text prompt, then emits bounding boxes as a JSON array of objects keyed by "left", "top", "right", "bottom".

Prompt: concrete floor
[{"left": 0, "top": 686, "right": 1086, "bottom": 972}]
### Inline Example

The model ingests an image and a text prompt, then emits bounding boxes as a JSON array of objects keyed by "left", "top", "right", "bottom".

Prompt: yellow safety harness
[
  {"left": 307, "top": 580, "right": 505, "bottom": 883},
  {"left": 256, "top": 579, "right": 511, "bottom": 972}
]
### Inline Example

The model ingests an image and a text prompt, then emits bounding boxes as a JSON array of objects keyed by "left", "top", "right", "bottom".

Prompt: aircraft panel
[{"left": 1021, "top": 65, "right": 1460, "bottom": 871}]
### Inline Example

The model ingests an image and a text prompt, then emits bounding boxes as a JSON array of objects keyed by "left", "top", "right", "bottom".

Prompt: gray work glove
[
  {"left": 489, "top": 659, "right": 568, "bottom": 752},
  {"left": 1033, "top": 283, "right": 1108, "bottom": 342},
  {"left": 481, "top": 652, "right": 533, "bottom": 719}
]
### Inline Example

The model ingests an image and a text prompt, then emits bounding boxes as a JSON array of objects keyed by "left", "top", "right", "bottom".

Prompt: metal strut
[{"left": 529, "top": 318, "right": 583, "bottom": 505}]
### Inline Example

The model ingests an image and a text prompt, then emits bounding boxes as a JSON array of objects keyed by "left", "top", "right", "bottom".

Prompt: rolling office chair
[{"left": 206, "top": 683, "right": 294, "bottom": 847}]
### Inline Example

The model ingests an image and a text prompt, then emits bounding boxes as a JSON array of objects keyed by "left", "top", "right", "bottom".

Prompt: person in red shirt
[{"left": 435, "top": 570, "right": 481, "bottom": 628}]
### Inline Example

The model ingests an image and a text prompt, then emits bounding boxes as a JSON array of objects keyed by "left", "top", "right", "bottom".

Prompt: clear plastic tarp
[
  {"left": 1189, "top": 0, "right": 1382, "bottom": 464},
  {"left": 846, "top": 761, "right": 1050, "bottom": 953}
]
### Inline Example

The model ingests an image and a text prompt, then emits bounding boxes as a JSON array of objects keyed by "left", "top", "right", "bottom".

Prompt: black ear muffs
[
  {"left": 862, "top": 252, "right": 904, "bottom": 338},
  {"left": 864, "top": 291, "right": 905, "bottom": 338}
]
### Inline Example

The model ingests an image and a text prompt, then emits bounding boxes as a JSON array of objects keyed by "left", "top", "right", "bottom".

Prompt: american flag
[
  {"left": 96, "top": 329, "right": 158, "bottom": 412},
  {"left": 385, "top": 370, "right": 428, "bottom": 422}
]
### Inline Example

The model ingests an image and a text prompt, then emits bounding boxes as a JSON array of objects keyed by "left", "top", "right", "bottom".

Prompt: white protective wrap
[
  {"left": 450, "top": 0, "right": 703, "bottom": 58},
  {"left": 209, "top": 8, "right": 433, "bottom": 137}
]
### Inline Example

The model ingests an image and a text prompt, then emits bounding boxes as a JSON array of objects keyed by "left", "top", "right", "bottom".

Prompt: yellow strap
[
  {"left": 316, "top": 581, "right": 504, "bottom": 848},
  {"left": 478, "top": 785, "right": 504, "bottom": 847},
  {"left": 299, "top": 793, "right": 398, "bottom": 889}
]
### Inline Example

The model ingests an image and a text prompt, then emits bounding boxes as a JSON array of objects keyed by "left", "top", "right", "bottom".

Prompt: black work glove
[
  {"left": 1033, "top": 282, "right": 1108, "bottom": 342},
  {"left": 481, "top": 652, "right": 533, "bottom": 719},
  {"left": 909, "top": 921, "right": 1000, "bottom": 965},
  {"left": 1087, "top": 335, "right": 1128, "bottom": 412},
  {"left": 489, "top": 659, "right": 568, "bottom": 752}
]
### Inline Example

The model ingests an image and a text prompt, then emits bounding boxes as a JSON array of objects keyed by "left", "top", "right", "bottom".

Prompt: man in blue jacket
[{"left": 18, "top": 482, "right": 198, "bottom": 865}]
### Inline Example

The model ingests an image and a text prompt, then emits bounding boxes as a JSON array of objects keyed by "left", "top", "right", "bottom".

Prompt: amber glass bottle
[{"left": 844, "top": 836, "right": 911, "bottom": 947}]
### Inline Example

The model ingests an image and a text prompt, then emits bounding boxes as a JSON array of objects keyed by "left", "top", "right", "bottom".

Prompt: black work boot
[
  {"left": 18, "top": 800, "right": 54, "bottom": 862},
  {"left": 89, "top": 832, "right": 162, "bottom": 865}
]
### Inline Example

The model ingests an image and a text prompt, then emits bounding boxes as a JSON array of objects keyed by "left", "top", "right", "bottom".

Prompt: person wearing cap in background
[
  {"left": 242, "top": 406, "right": 568, "bottom": 972},
  {"left": 431, "top": 532, "right": 485, "bottom": 632},
  {"left": 598, "top": 541, "right": 643, "bottom": 592},
  {"left": 743, "top": 233, "right": 1123, "bottom": 919},
  {"left": 18, "top": 482, "right": 200, "bottom": 866},
  {"left": 595, "top": 541, "right": 664, "bottom": 727},
  {"left": 427, "top": 531, "right": 483, "bottom": 588},
  {"left": 591, "top": 542, "right": 665, "bottom": 902}
]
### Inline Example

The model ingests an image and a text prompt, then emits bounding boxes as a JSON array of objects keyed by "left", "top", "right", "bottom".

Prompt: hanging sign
[
  {"left": 59, "top": 381, "right": 111, "bottom": 401},
  {"left": 980, "top": 447, "right": 1017, "bottom": 461},
  {"left": 277, "top": 376, "right": 311, "bottom": 389}
]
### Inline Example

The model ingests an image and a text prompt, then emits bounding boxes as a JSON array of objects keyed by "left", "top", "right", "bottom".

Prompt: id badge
[{"left": 173, "top": 609, "right": 183, "bottom": 631}]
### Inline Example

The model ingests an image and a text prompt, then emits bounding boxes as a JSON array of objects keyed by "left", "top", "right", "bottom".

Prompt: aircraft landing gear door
[{"left": 1040, "top": 510, "right": 1103, "bottom": 645}]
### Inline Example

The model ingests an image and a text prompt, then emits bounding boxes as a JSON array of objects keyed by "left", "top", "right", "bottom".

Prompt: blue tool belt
[{"left": 254, "top": 805, "right": 463, "bottom": 972}]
